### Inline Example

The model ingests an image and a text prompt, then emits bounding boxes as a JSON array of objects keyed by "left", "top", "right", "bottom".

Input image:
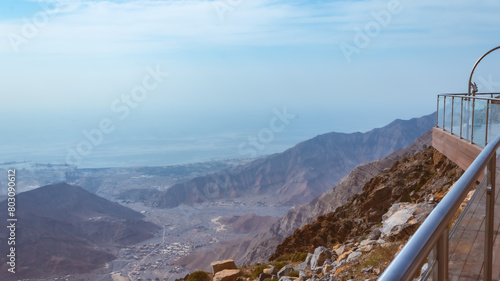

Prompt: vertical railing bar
[
  {"left": 486, "top": 100, "right": 490, "bottom": 145},
  {"left": 443, "top": 96, "right": 447, "bottom": 130},
  {"left": 431, "top": 246, "right": 438, "bottom": 281},
  {"left": 436, "top": 95, "right": 440, "bottom": 128},
  {"left": 484, "top": 154, "right": 495, "bottom": 281},
  {"left": 472, "top": 98, "right": 475, "bottom": 143},
  {"left": 451, "top": 96, "right": 455, "bottom": 134},
  {"left": 437, "top": 228, "right": 449, "bottom": 281},
  {"left": 461, "top": 97, "right": 463, "bottom": 138}
]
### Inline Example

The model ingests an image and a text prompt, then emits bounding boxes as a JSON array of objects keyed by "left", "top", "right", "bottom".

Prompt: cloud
[{"left": 1, "top": 0, "right": 500, "bottom": 56}]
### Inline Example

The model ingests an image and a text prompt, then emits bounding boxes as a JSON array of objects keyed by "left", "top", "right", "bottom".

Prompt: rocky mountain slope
[
  {"left": 270, "top": 146, "right": 462, "bottom": 259},
  {"left": 0, "top": 183, "right": 159, "bottom": 280},
  {"left": 169, "top": 129, "right": 434, "bottom": 269},
  {"left": 233, "top": 131, "right": 432, "bottom": 265},
  {"left": 146, "top": 113, "right": 435, "bottom": 208},
  {"left": 178, "top": 144, "right": 465, "bottom": 281}
]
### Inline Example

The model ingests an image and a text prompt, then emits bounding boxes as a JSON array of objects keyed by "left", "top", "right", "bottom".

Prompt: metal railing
[
  {"left": 381, "top": 46, "right": 500, "bottom": 281},
  {"left": 437, "top": 93, "right": 500, "bottom": 147},
  {"left": 379, "top": 132, "right": 498, "bottom": 281}
]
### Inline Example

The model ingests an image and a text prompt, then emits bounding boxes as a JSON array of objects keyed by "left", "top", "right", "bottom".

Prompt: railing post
[
  {"left": 437, "top": 227, "right": 449, "bottom": 281},
  {"left": 460, "top": 97, "right": 463, "bottom": 138},
  {"left": 471, "top": 99, "right": 475, "bottom": 143},
  {"left": 436, "top": 95, "right": 440, "bottom": 128},
  {"left": 484, "top": 154, "right": 496, "bottom": 281},
  {"left": 486, "top": 100, "right": 490, "bottom": 145},
  {"left": 451, "top": 96, "right": 455, "bottom": 134},
  {"left": 443, "top": 96, "right": 447, "bottom": 130}
]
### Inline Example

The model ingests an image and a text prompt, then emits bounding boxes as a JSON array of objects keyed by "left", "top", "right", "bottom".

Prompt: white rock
[
  {"left": 346, "top": 250, "right": 362, "bottom": 262},
  {"left": 380, "top": 202, "right": 434, "bottom": 238}
]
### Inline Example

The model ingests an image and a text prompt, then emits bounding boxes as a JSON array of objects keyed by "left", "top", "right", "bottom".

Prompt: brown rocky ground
[{"left": 270, "top": 146, "right": 463, "bottom": 260}]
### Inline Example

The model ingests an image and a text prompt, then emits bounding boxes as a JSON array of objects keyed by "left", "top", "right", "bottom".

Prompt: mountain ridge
[{"left": 146, "top": 113, "right": 436, "bottom": 209}]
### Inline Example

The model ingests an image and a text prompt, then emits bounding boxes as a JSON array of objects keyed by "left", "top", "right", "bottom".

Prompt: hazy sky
[{"left": 1, "top": 0, "right": 500, "bottom": 167}]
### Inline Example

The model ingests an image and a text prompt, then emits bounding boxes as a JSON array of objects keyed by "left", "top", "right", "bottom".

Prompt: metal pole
[
  {"left": 484, "top": 154, "right": 495, "bottom": 281},
  {"left": 443, "top": 96, "right": 447, "bottom": 130},
  {"left": 436, "top": 96, "right": 439, "bottom": 127},
  {"left": 437, "top": 228, "right": 449, "bottom": 281},
  {"left": 451, "top": 96, "right": 455, "bottom": 134},
  {"left": 468, "top": 46, "right": 500, "bottom": 95},
  {"left": 486, "top": 100, "right": 490, "bottom": 145},
  {"left": 472, "top": 99, "right": 475, "bottom": 143},
  {"left": 460, "top": 97, "right": 463, "bottom": 138}
]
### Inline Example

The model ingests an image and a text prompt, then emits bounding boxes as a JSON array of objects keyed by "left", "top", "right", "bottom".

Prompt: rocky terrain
[
  {"left": 0, "top": 183, "right": 159, "bottom": 280},
  {"left": 179, "top": 145, "right": 464, "bottom": 281},
  {"left": 146, "top": 114, "right": 435, "bottom": 209},
  {"left": 270, "top": 146, "right": 462, "bottom": 259},
  {"left": 235, "top": 131, "right": 433, "bottom": 265},
  {"left": 181, "top": 130, "right": 432, "bottom": 268}
]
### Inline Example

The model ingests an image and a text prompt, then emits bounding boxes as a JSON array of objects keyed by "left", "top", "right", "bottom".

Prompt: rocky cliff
[
  {"left": 270, "top": 146, "right": 462, "bottom": 259},
  {"left": 149, "top": 114, "right": 436, "bottom": 208}
]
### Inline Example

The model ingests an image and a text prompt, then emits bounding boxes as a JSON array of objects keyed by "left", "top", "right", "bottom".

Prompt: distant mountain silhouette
[
  {"left": 0, "top": 182, "right": 159, "bottom": 280},
  {"left": 147, "top": 113, "right": 436, "bottom": 208}
]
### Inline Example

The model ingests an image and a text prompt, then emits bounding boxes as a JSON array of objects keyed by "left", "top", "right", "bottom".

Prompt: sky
[{"left": 1, "top": 0, "right": 500, "bottom": 167}]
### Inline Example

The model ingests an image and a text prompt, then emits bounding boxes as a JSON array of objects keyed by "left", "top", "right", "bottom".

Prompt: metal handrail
[
  {"left": 437, "top": 93, "right": 499, "bottom": 146},
  {"left": 379, "top": 132, "right": 499, "bottom": 281}
]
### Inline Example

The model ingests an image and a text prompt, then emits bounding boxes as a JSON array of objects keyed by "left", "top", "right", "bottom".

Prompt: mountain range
[
  {"left": 169, "top": 114, "right": 437, "bottom": 269},
  {"left": 140, "top": 113, "right": 436, "bottom": 209}
]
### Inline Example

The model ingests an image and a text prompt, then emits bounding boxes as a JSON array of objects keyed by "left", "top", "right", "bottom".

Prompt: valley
[{"left": 109, "top": 200, "right": 288, "bottom": 281}]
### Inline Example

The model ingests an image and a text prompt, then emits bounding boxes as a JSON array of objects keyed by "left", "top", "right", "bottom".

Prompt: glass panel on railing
[
  {"left": 447, "top": 178, "right": 487, "bottom": 280},
  {"left": 437, "top": 96, "right": 444, "bottom": 129},
  {"left": 488, "top": 100, "right": 500, "bottom": 148},
  {"left": 462, "top": 98, "right": 472, "bottom": 141},
  {"left": 418, "top": 247, "right": 437, "bottom": 280},
  {"left": 444, "top": 96, "right": 453, "bottom": 132},
  {"left": 452, "top": 97, "right": 462, "bottom": 135},
  {"left": 472, "top": 99, "right": 487, "bottom": 146}
]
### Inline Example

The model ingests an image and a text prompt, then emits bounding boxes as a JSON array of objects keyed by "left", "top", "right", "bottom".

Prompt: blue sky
[{"left": 1, "top": 0, "right": 500, "bottom": 166}]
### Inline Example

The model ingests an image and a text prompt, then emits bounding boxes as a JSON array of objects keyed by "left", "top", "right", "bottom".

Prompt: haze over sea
[
  {"left": 3, "top": 109, "right": 372, "bottom": 168},
  {"left": 2, "top": 1, "right": 500, "bottom": 169}
]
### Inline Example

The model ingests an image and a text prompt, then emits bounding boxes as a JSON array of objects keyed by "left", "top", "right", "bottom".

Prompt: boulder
[
  {"left": 322, "top": 264, "right": 334, "bottom": 275},
  {"left": 294, "top": 262, "right": 307, "bottom": 271},
  {"left": 279, "top": 277, "right": 297, "bottom": 281},
  {"left": 346, "top": 251, "right": 362, "bottom": 262},
  {"left": 310, "top": 246, "right": 334, "bottom": 269},
  {"left": 337, "top": 250, "right": 352, "bottom": 261},
  {"left": 213, "top": 269, "right": 240, "bottom": 281},
  {"left": 277, "top": 265, "right": 294, "bottom": 278},
  {"left": 259, "top": 273, "right": 272, "bottom": 281},
  {"left": 359, "top": 240, "right": 375, "bottom": 247},
  {"left": 211, "top": 260, "right": 237, "bottom": 275},
  {"left": 334, "top": 245, "right": 346, "bottom": 257},
  {"left": 359, "top": 244, "right": 373, "bottom": 252},
  {"left": 359, "top": 240, "right": 375, "bottom": 252},
  {"left": 369, "top": 229, "right": 381, "bottom": 240},
  {"left": 263, "top": 266, "right": 277, "bottom": 275},
  {"left": 304, "top": 253, "right": 313, "bottom": 269},
  {"left": 380, "top": 202, "right": 434, "bottom": 239}
]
